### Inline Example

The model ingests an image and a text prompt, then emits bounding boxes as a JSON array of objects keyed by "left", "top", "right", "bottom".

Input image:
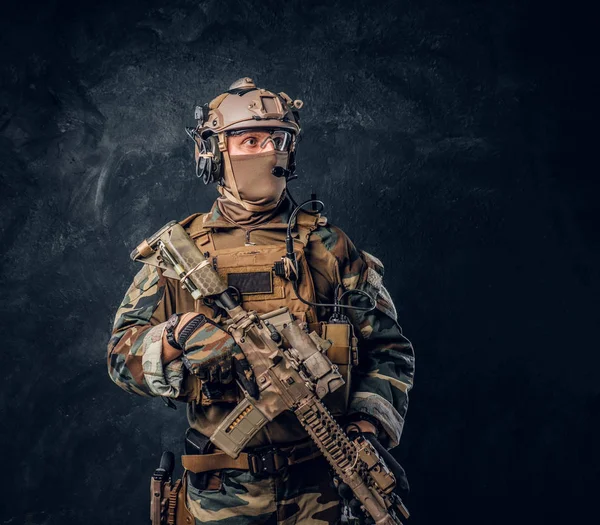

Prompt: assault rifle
[{"left": 132, "top": 221, "right": 409, "bottom": 525}]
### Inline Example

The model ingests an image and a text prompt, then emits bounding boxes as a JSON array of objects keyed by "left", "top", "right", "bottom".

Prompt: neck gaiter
[{"left": 217, "top": 149, "right": 289, "bottom": 225}]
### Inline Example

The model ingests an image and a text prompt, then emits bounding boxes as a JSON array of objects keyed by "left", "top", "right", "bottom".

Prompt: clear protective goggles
[{"left": 226, "top": 128, "right": 294, "bottom": 152}]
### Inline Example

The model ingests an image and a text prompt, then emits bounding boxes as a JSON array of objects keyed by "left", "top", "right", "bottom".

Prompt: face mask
[{"left": 221, "top": 150, "right": 289, "bottom": 211}]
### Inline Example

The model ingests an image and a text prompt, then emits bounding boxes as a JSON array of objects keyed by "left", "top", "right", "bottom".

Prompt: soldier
[{"left": 107, "top": 78, "right": 415, "bottom": 524}]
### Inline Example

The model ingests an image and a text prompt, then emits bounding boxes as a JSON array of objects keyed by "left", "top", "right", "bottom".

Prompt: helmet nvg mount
[{"left": 186, "top": 77, "right": 304, "bottom": 184}]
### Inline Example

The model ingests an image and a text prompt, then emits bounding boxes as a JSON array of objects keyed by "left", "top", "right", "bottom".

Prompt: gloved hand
[
  {"left": 165, "top": 313, "right": 259, "bottom": 399},
  {"left": 337, "top": 421, "right": 409, "bottom": 524}
]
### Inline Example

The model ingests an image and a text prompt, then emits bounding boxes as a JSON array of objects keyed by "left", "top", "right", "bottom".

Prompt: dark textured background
[{"left": 1, "top": 0, "right": 596, "bottom": 523}]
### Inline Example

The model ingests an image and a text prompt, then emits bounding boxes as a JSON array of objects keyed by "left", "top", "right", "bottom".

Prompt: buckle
[{"left": 247, "top": 447, "right": 288, "bottom": 476}]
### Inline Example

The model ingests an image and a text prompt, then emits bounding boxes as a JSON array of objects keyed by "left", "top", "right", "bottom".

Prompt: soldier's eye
[{"left": 243, "top": 137, "right": 258, "bottom": 147}]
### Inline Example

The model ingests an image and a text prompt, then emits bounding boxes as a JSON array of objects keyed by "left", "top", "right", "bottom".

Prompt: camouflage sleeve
[
  {"left": 325, "top": 226, "right": 416, "bottom": 449},
  {"left": 106, "top": 265, "right": 200, "bottom": 402}
]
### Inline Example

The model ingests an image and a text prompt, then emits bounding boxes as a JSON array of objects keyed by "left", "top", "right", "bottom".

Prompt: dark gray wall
[{"left": 1, "top": 0, "right": 596, "bottom": 524}]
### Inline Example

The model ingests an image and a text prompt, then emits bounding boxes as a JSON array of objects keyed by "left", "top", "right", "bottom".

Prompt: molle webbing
[{"left": 182, "top": 210, "right": 322, "bottom": 250}]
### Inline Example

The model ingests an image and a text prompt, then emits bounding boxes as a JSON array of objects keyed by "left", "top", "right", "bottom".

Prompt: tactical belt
[{"left": 182, "top": 441, "right": 322, "bottom": 476}]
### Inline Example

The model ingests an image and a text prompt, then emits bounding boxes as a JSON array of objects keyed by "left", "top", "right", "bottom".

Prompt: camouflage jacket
[{"left": 107, "top": 198, "right": 415, "bottom": 448}]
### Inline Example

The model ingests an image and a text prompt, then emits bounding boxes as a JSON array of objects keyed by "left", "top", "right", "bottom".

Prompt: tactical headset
[{"left": 185, "top": 110, "right": 223, "bottom": 185}]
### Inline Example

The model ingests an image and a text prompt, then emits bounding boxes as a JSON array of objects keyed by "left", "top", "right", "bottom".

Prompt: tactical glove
[
  {"left": 337, "top": 425, "right": 409, "bottom": 524},
  {"left": 171, "top": 313, "right": 259, "bottom": 399}
]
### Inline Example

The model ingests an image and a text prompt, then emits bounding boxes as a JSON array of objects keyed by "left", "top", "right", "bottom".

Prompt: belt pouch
[{"left": 185, "top": 428, "right": 215, "bottom": 490}]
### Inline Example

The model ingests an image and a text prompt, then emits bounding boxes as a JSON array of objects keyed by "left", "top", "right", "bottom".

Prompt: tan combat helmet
[
  {"left": 196, "top": 77, "right": 303, "bottom": 138},
  {"left": 188, "top": 78, "right": 304, "bottom": 187}
]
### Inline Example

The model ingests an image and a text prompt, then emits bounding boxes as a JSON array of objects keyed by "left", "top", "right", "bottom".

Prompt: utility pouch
[
  {"left": 321, "top": 322, "right": 358, "bottom": 416},
  {"left": 185, "top": 428, "right": 216, "bottom": 490}
]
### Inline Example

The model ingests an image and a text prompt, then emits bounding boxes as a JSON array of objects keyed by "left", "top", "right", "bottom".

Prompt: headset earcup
[
  {"left": 196, "top": 135, "right": 223, "bottom": 184},
  {"left": 195, "top": 138, "right": 210, "bottom": 183},
  {"left": 208, "top": 135, "right": 222, "bottom": 183}
]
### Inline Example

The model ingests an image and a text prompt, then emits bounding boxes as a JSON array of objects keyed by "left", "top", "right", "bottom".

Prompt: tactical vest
[
  {"left": 186, "top": 211, "right": 320, "bottom": 329},
  {"left": 178, "top": 210, "right": 356, "bottom": 446}
]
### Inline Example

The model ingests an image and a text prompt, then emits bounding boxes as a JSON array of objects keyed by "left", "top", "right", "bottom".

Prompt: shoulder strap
[
  {"left": 295, "top": 210, "right": 327, "bottom": 246},
  {"left": 179, "top": 212, "right": 203, "bottom": 228},
  {"left": 179, "top": 212, "right": 213, "bottom": 246}
]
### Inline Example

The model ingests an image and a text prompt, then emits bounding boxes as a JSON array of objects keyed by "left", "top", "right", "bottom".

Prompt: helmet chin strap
[{"left": 217, "top": 132, "right": 287, "bottom": 213}]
